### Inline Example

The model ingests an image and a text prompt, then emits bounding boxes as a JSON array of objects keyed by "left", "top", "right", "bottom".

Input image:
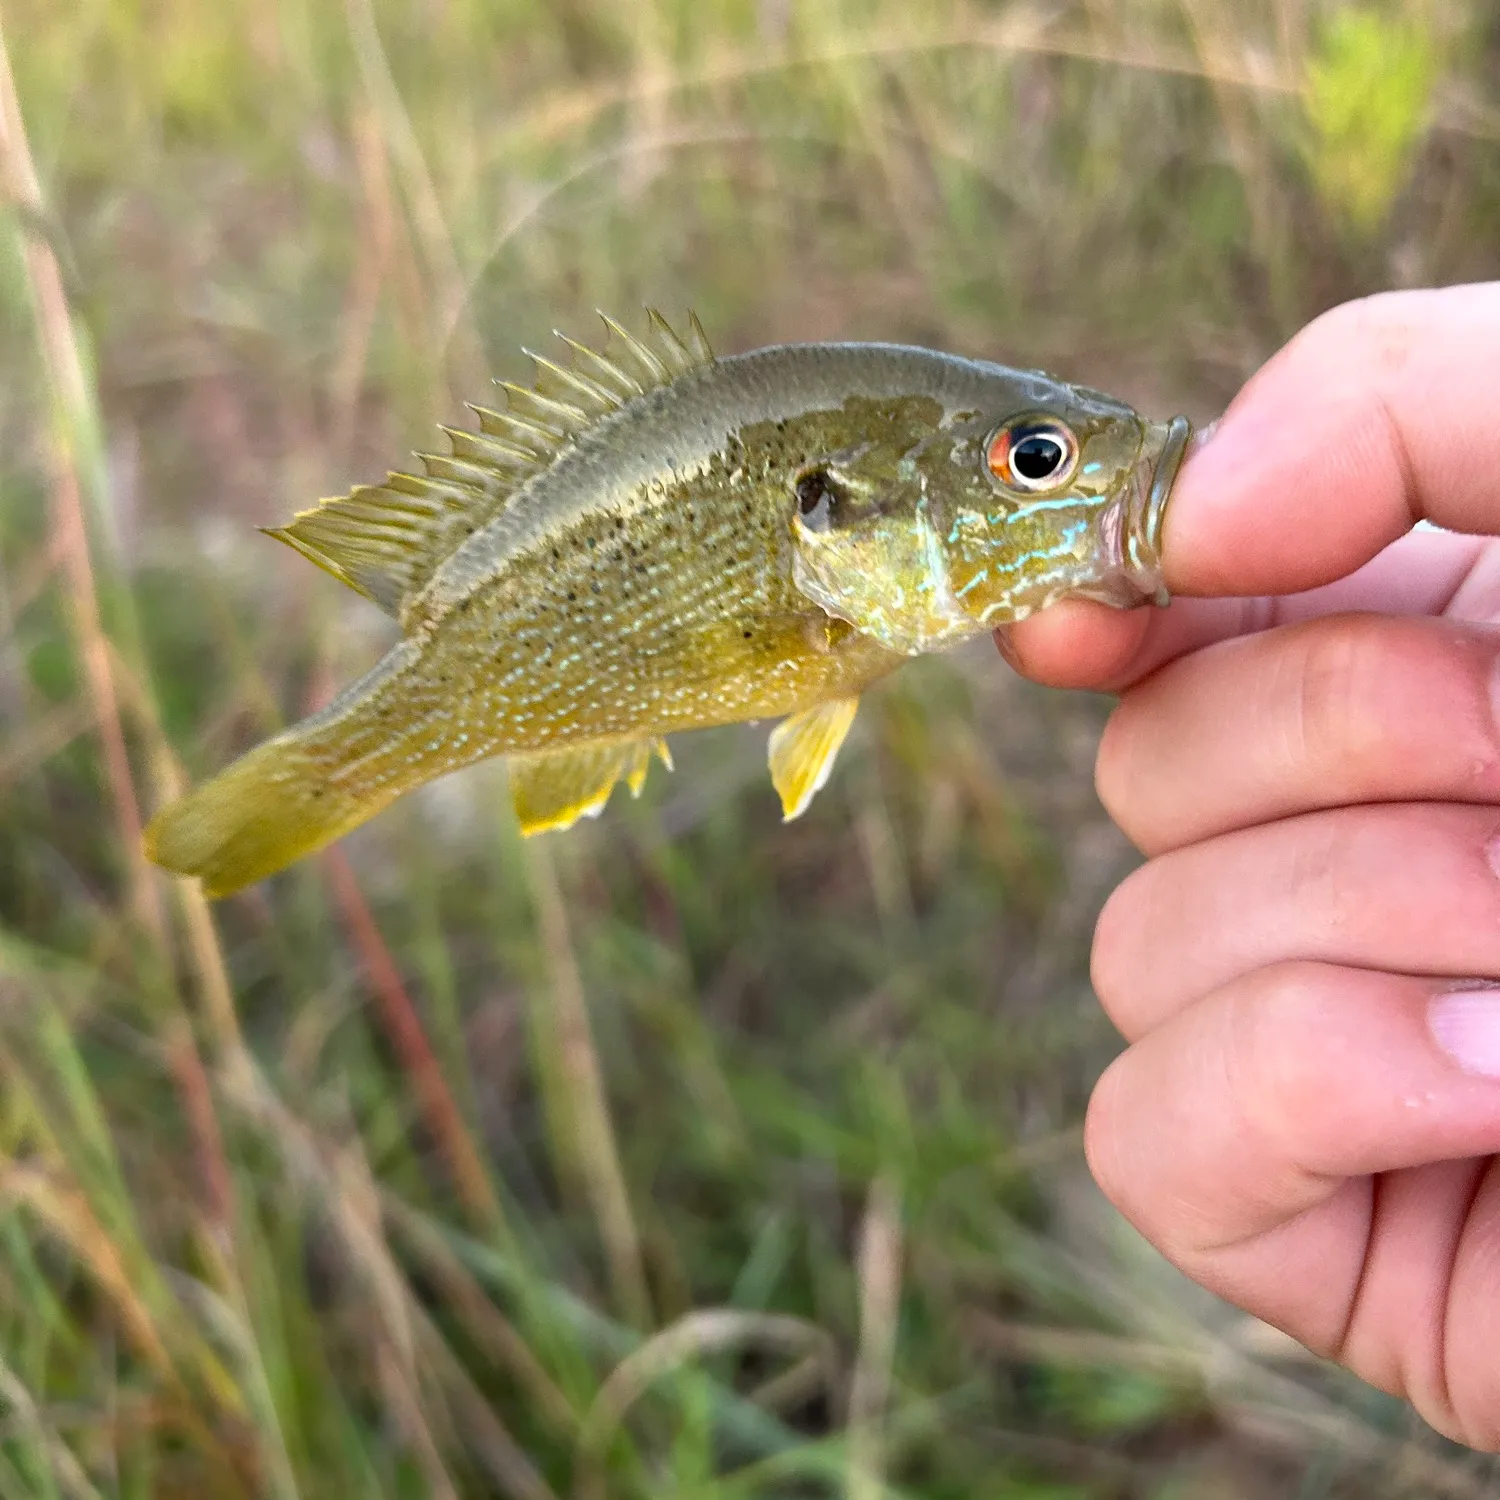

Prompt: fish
[{"left": 142, "top": 310, "right": 1191, "bottom": 897}]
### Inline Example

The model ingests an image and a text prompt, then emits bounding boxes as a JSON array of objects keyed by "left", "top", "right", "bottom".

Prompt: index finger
[{"left": 1005, "top": 283, "right": 1500, "bottom": 689}]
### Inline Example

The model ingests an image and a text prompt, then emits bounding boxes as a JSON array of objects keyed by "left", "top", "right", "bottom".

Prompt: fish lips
[{"left": 1130, "top": 414, "right": 1193, "bottom": 601}]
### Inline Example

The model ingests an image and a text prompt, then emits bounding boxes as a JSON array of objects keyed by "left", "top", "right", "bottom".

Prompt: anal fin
[
  {"left": 508, "top": 738, "right": 672, "bottom": 836},
  {"left": 767, "top": 697, "right": 859, "bottom": 822}
]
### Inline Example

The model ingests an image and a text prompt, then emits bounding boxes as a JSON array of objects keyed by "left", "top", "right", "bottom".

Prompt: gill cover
[{"left": 791, "top": 489, "right": 972, "bottom": 656}]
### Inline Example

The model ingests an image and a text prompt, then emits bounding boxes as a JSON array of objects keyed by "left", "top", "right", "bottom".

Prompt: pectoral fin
[
  {"left": 508, "top": 738, "right": 672, "bottom": 836},
  {"left": 767, "top": 697, "right": 859, "bottom": 821}
]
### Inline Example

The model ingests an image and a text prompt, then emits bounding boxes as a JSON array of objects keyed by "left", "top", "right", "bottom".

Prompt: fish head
[{"left": 787, "top": 378, "right": 1191, "bottom": 656}]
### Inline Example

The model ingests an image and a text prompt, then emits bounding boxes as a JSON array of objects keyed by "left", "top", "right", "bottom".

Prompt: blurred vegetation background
[{"left": 3, "top": 0, "right": 1499, "bottom": 1495}]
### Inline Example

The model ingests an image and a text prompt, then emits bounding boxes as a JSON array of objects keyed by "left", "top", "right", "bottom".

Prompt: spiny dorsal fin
[{"left": 263, "top": 309, "right": 715, "bottom": 624}]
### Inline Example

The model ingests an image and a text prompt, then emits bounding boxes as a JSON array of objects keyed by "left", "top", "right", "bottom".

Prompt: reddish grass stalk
[
  {"left": 324, "top": 847, "right": 503, "bottom": 1233},
  {"left": 164, "top": 1016, "right": 235, "bottom": 1234},
  {"left": 0, "top": 21, "right": 242, "bottom": 1250},
  {"left": 0, "top": 22, "right": 163, "bottom": 945}
]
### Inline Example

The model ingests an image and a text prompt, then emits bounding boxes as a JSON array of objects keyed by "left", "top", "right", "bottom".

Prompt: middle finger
[{"left": 1097, "top": 613, "right": 1500, "bottom": 854}]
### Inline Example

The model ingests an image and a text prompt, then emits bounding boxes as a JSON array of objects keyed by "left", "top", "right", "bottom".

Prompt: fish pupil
[
  {"left": 1011, "top": 434, "right": 1064, "bottom": 481},
  {"left": 796, "top": 470, "right": 831, "bottom": 514},
  {"left": 795, "top": 468, "right": 841, "bottom": 531}
]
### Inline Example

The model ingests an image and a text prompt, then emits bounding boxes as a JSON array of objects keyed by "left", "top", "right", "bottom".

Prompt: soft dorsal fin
[{"left": 262, "top": 310, "right": 715, "bottom": 625}]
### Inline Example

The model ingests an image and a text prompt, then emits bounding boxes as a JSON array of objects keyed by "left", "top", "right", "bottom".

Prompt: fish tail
[{"left": 143, "top": 643, "right": 434, "bottom": 897}]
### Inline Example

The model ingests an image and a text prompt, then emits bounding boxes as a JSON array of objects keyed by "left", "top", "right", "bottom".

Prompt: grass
[{"left": 2, "top": 0, "right": 1500, "bottom": 1495}]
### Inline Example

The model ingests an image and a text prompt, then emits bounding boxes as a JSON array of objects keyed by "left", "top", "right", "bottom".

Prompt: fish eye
[
  {"left": 986, "top": 418, "right": 1079, "bottom": 494},
  {"left": 794, "top": 467, "right": 843, "bottom": 532}
]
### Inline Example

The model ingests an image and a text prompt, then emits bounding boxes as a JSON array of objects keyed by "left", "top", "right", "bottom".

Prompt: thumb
[
  {"left": 1164, "top": 282, "right": 1500, "bottom": 596},
  {"left": 1000, "top": 283, "right": 1500, "bottom": 690}
]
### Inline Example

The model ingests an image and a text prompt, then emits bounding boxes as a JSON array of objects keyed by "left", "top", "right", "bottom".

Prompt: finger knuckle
[
  {"left": 1223, "top": 962, "right": 1339, "bottom": 1169},
  {"left": 1287, "top": 621, "right": 1370, "bottom": 774},
  {"left": 1285, "top": 618, "right": 1414, "bottom": 784},
  {"left": 1291, "top": 292, "right": 1410, "bottom": 377},
  {"left": 1289, "top": 618, "right": 1500, "bottom": 794},
  {"left": 1282, "top": 813, "right": 1358, "bottom": 940}
]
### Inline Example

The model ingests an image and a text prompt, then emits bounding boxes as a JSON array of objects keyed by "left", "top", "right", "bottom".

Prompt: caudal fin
[
  {"left": 144, "top": 639, "right": 442, "bottom": 897},
  {"left": 143, "top": 734, "right": 386, "bottom": 898}
]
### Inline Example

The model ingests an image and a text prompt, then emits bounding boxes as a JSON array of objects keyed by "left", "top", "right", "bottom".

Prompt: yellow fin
[
  {"left": 264, "top": 310, "right": 714, "bottom": 624},
  {"left": 767, "top": 697, "right": 859, "bottom": 821},
  {"left": 263, "top": 466, "right": 509, "bottom": 619},
  {"left": 625, "top": 738, "right": 673, "bottom": 797},
  {"left": 509, "top": 737, "right": 672, "bottom": 836},
  {"left": 142, "top": 638, "right": 429, "bottom": 897}
]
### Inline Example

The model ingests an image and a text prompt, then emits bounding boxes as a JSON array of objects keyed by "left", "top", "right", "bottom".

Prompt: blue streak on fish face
[{"left": 786, "top": 376, "right": 1187, "bottom": 652}]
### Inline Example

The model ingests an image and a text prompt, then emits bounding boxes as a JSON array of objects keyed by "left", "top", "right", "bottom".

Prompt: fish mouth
[{"left": 1121, "top": 414, "right": 1192, "bottom": 606}]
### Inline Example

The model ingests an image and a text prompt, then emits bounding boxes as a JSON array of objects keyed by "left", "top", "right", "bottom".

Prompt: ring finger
[{"left": 1096, "top": 613, "right": 1500, "bottom": 854}]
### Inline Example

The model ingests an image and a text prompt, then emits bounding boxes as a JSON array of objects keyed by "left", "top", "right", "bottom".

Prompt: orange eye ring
[{"left": 986, "top": 418, "right": 1079, "bottom": 494}]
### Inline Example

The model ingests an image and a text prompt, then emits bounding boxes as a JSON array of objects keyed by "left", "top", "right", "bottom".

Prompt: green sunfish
[{"left": 143, "top": 311, "right": 1190, "bottom": 896}]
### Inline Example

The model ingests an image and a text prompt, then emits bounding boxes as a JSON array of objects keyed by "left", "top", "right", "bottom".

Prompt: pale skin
[{"left": 998, "top": 282, "right": 1500, "bottom": 1448}]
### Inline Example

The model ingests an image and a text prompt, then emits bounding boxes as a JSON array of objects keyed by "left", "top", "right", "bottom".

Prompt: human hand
[{"left": 1002, "top": 283, "right": 1500, "bottom": 1448}]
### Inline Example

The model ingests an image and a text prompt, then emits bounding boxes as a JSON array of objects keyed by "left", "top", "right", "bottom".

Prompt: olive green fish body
[{"left": 145, "top": 314, "right": 1189, "bottom": 896}]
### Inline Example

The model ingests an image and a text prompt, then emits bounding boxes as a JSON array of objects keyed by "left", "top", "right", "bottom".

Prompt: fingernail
[{"left": 1430, "top": 985, "right": 1500, "bottom": 1078}]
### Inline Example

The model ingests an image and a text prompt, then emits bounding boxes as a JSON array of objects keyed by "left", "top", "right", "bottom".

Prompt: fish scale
[{"left": 143, "top": 311, "right": 1190, "bottom": 896}]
